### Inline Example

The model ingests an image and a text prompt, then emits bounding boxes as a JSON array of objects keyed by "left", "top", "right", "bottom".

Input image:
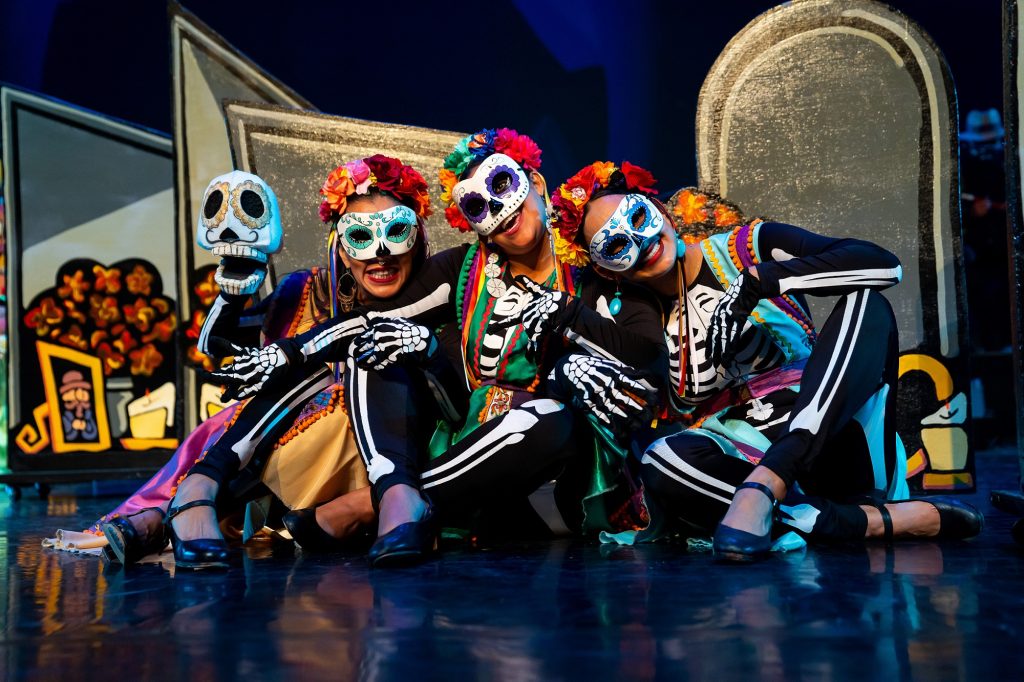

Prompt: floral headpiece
[
  {"left": 550, "top": 161, "right": 658, "bottom": 267},
  {"left": 438, "top": 128, "right": 543, "bottom": 232},
  {"left": 666, "top": 187, "right": 747, "bottom": 244},
  {"left": 318, "top": 154, "right": 432, "bottom": 225}
]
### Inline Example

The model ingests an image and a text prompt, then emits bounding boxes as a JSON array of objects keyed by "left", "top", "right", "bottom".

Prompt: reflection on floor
[{"left": 2, "top": 452, "right": 1023, "bottom": 681}]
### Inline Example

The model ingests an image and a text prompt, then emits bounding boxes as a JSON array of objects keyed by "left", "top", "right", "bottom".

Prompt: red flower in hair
[
  {"left": 318, "top": 201, "right": 333, "bottom": 224},
  {"left": 365, "top": 154, "right": 403, "bottom": 192},
  {"left": 494, "top": 128, "right": 542, "bottom": 171},
  {"left": 551, "top": 194, "right": 581, "bottom": 233},
  {"left": 620, "top": 161, "right": 658, "bottom": 194},
  {"left": 445, "top": 205, "right": 471, "bottom": 233}
]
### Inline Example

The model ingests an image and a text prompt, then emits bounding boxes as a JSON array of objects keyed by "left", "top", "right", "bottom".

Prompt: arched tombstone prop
[
  {"left": 221, "top": 101, "right": 470, "bottom": 280},
  {"left": 169, "top": 3, "right": 313, "bottom": 431},
  {"left": 992, "top": 0, "right": 1024, "bottom": 542},
  {"left": 697, "top": 0, "right": 973, "bottom": 492}
]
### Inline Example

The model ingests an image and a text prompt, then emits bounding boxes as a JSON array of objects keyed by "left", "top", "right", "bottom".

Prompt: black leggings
[
  {"left": 345, "top": 356, "right": 579, "bottom": 520},
  {"left": 188, "top": 363, "right": 336, "bottom": 490},
  {"left": 640, "top": 290, "right": 899, "bottom": 541}
]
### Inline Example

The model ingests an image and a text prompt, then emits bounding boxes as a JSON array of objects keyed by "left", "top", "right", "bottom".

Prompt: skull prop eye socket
[
  {"left": 230, "top": 180, "right": 272, "bottom": 230},
  {"left": 201, "top": 182, "right": 230, "bottom": 229}
]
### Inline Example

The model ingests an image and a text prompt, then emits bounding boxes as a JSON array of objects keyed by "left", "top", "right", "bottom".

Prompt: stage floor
[{"left": 2, "top": 453, "right": 1023, "bottom": 681}]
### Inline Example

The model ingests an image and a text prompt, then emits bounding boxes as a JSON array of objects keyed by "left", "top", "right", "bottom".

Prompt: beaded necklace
[{"left": 456, "top": 239, "right": 576, "bottom": 391}]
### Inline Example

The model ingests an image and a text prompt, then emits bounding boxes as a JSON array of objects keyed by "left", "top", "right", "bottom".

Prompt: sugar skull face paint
[
  {"left": 588, "top": 195, "right": 665, "bottom": 272},
  {"left": 452, "top": 153, "right": 531, "bottom": 236},
  {"left": 336, "top": 205, "right": 418, "bottom": 261}
]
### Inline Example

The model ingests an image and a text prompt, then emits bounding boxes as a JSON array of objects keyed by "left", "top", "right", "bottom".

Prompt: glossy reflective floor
[{"left": 3, "top": 453, "right": 1024, "bottom": 681}]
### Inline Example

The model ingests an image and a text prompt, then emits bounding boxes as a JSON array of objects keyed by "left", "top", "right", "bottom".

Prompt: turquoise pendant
[{"left": 609, "top": 293, "right": 622, "bottom": 316}]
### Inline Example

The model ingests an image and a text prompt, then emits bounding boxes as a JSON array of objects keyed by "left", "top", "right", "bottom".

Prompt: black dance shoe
[
  {"left": 101, "top": 507, "right": 168, "bottom": 565},
  {"left": 166, "top": 499, "right": 231, "bottom": 570},
  {"left": 865, "top": 496, "right": 984, "bottom": 542},
  {"left": 367, "top": 504, "right": 437, "bottom": 568},
  {"left": 282, "top": 507, "right": 373, "bottom": 553},
  {"left": 712, "top": 482, "right": 778, "bottom": 563}
]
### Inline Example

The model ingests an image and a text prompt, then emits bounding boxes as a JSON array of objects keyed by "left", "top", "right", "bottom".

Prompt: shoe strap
[
  {"left": 167, "top": 499, "right": 216, "bottom": 522},
  {"left": 736, "top": 481, "right": 778, "bottom": 508},
  {"left": 876, "top": 503, "right": 894, "bottom": 543},
  {"left": 127, "top": 506, "right": 166, "bottom": 521}
]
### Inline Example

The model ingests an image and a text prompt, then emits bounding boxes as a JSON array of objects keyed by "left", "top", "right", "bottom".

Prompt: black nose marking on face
[
  {"left": 376, "top": 242, "right": 392, "bottom": 258},
  {"left": 488, "top": 198, "right": 504, "bottom": 215},
  {"left": 220, "top": 227, "right": 239, "bottom": 243}
]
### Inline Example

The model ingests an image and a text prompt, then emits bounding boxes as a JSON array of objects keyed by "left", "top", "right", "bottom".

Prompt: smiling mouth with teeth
[
  {"left": 365, "top": 265, "right": 399, "bottom": 284},
  {"left": 492, "top": 208, "right": 523, "bottom": 236},
  {"left": 639, "top": 237, "right": 664, "bottom": 267}
]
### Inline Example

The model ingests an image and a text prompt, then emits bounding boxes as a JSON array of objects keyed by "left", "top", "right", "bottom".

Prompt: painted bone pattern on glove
[
  {"left": 353, "top": 318, "right": 433, "bottom": 369},
  {"left": 559, "top": 354, "right": 648, "bottom": 428}
]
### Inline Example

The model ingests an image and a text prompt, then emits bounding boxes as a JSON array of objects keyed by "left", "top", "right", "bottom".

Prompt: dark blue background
[{"left": 0, "top": 0, "right": 1003, "bottom": 192}]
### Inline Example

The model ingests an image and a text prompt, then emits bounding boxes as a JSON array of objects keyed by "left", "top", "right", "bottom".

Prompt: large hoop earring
[{"left": 336, "top": 270, "right": 357, "bottom": 313}]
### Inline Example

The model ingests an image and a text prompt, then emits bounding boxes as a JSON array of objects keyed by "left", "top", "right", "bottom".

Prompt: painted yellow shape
[
  {"left": 921, "top": 426, "right": 969, "bottom": 471},
  {"left": 898, "top": 353, "right": 954, "bottom": 402},
  {"left": 120, "top": 437, "right": 180, "bottom": 451},
  {"left": 15, "top": 403, "right": 52, "bottom": 454},
  {"left": 36, "top": 341, "right": 112, "bottom": 453},
  {"left": 905, "top": 448, "right": 928, "bottom": 477},
  {"left": 922, "top": 471, "right": 974, "bottom": 490},
  {"left": 129, "top": 408, "right": 167, "bottom": 439}
]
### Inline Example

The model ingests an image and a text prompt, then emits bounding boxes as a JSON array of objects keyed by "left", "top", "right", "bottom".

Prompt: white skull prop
[{"left": 196, "top": 171, "right": 283, "bottom": 296}]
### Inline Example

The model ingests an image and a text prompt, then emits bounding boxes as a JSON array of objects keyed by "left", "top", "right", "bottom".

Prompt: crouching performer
[{"left": 544, "top": 167, "right": 983, "bottom": 562}]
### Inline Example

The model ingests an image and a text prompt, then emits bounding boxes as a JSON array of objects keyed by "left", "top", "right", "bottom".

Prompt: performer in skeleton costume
[
  {"left": 215, "top": 129, "right": 667, "bottom": 565},
  {"left": 68, "top": 159, "right": 449, "bottom": 569},
  {"left": 547, "top": 167, "right": 983, "bottom": 561}
]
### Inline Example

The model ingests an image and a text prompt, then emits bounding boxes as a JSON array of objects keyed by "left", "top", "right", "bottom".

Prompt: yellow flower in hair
[
  {"left": 592, "top": 161, "right": 616, "bottom": 186},
  {"left": 439, "top": 168, "right": 458, "bottom": 204},
  {"left": 560, "top": 185, "right": 589, "bottom": 208},
  {"left": 553, "top": 230, "right": 590, "bottom": 267}
]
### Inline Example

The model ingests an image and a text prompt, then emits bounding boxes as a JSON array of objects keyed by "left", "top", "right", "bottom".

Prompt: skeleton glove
[
  {"left": 551, "top": 354, "right": 657, "bottom": 435},
  {"left": 707, "top": 269, "right": 764, "bottom": 367},
  {"left": 352, "top": 317, "right": 437, "bottom": 370},
  {"left": 509, "top": 275, "right": 573, "bottom": 354},
  {"left": 207, "top": 337, "right": 301, "bottom": 401}
]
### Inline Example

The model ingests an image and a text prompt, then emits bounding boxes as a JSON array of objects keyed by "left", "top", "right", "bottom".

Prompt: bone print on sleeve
[
  {"left": 752, "top": 222, "right": 902, "bottom": 298},
  {"left": 198, "top": 293, "right": 264, "bottom": 356},
  {"left": 285, "top": 245, "right": 467, "bottom": 366}
]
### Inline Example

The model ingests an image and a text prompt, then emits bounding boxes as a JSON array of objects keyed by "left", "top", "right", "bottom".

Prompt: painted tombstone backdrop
[
  {"left": 223, "top": 101, "right": 469, "bottom": 278},
  {"left": 1, "top": 87, "right": 178, "bottom": 472},
  {"left": 1005, "top": 0, "right": 1024, "bottom": 474},
  {"left": 697, "top": 0, "right": 972, "bottom": 491},
  {"left": 170, "top": 3, "right": 313, "bottom": 432}
]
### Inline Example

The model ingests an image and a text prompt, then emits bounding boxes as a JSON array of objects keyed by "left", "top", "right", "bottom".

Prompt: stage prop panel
[
  {"left": 697, "top": 0, "right": 972, "bottom": 491},
  {"left": 223, "top": 101, "right": 469, "bottom": 276},
  {"left": 992, "top": 0, "right": 1024, "bottom": 521},
  {"left": 1, "top": 86, "right": 178, "bottom": 474},
  {"left": 170, "top": 3, "right": 313, "bottom": 431}
]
